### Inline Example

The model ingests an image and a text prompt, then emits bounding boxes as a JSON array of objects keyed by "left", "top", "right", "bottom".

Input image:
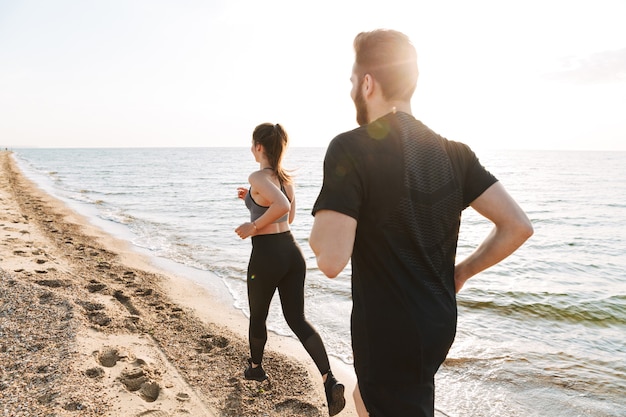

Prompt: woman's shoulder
[{"left": 248, "top": 169, "right": 271, "bottom": 183}]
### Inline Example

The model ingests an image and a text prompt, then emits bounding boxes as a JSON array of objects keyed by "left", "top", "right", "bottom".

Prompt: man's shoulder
[
  {"left": 438, "top": 137, "right": 475, "bottom": 160},
  {"left": 330, "top": 126, "right": 369, "bottom": 144},
  {"left": 325, "top": 126, "right": 370, "bottom": 157},
  {"left": 412, "top": 120, "right": 475, "bottom": 158}
]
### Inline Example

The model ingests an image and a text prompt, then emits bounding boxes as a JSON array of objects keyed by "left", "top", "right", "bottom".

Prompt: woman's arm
[
  {"left": 250, "top": 172, "right": 290, "bottom": 227},
  {"left": 235, "top": 171, "right": 290, "bottom": 239},
  {"left": 285, "top": 183, "right": 296, "bottom": 224}
]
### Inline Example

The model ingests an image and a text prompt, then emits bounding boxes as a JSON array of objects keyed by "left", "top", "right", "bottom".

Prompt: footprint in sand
[
  {"left": 196, "top": 333, "right": 230, "bottom": 353},
  {"left": 175, "top": 392, "right": 190, "bottom": 402},
  {"left": 134, "top": 287, "right": 153, "bottom": 296},
  {"left": 97, "top": 261, "right": 111, "bottom": 270},
  {"left": 97, "top": 347, "right": 123, "bottom": 367},
  {"left": 34, "top": 279, "right": 66, "bottom": 287},
  {"left": 86, "top": 280, "right": 107, "bottom": 293},
  {"left": 85, "top": 367, "right": 105, "bottom": 379},
  {"left": 62, "top": 401, "right": 86, "bottom": 411},
  {"left": 139, "top": 381, "right": 160, "bottom": 402},
  {"left": 120, "top": 367, "right": 149, "bottom": 391},
  {"left": 119, "top": 366, "right": 161, "bottom": 402},
  {"left": 77, "top": 299, "right": 112, "bottom": 327},
  {"left": 95, "top": 347, "right": 162, "bottom": 404},
  {"left": 113, "top": 290, "right": 141, "bottom": 315},
  {"left": 275, "top": 398, "right": 318, "bottom": 414}
]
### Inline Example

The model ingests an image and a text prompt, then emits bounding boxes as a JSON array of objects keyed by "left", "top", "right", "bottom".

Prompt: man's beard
[{"left": 354, "top": 79, "right": 368, "bottom": 126}]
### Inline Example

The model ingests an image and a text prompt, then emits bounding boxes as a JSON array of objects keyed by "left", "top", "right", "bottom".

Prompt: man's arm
[
  {"left": 455, "top": 182, "right": 533, "bottom": 292},
  {"left": 309, "top": 209, "right": 357, "bottom": 278}
]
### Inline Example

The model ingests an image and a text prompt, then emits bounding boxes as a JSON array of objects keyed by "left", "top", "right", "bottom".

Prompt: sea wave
[{"left": 459, "top": 290, "right": 626, "bottom": 325}]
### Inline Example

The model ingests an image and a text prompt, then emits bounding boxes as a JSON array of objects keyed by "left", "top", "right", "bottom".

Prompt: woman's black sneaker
[
  {"left": 244, "top": 358, "right": 268, "bottom": 382},
  {"left": 324, "top": 371, "right": 345, "bottom": 416}
]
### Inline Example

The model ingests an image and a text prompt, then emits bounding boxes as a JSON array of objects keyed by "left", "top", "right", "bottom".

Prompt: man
[{"left": 309, "top": 29, "right": 533, "bottom": 417}]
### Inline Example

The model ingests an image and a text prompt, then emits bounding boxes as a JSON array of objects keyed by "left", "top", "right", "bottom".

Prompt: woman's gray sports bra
[{"left": 244, "top": 183, "right": 291, "bottom": 223}]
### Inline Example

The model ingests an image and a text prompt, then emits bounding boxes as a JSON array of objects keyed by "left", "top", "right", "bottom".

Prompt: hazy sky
[{"left": 1, "top": 0, "right": 625, "bottom": 150}]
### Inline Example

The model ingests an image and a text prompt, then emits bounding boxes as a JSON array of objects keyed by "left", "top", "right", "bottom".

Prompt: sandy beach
[{"left": 0, "top": 150, "right": 359, "bottom": 417}]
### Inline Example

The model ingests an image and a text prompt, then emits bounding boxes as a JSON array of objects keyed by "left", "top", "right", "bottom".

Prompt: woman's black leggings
[{"left": 247, "top": 231, "right": 330, "bottom": 376}]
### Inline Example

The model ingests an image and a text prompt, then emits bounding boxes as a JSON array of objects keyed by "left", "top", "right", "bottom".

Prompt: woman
[{"left": 235, "top": 123, "right": 345, "bottom": 416}]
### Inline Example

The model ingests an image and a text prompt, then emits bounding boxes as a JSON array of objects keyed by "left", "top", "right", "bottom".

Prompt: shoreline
[{"left": 0, "top": 151, "right": 358, "bottom": 416}]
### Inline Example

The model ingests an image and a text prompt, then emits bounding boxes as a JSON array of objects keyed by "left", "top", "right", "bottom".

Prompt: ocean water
[{"left": 11, "top": 147, "right": 626, "bottom": 417}]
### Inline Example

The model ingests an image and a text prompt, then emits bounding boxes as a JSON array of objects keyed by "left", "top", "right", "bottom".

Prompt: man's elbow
[
  {"left": 316, "top": 256, "right": 344, "bottom": 279},
  {"left": 515, "top": 217, "right": 534, "bottom": 244},
  {"left": 524, "top": 222, "right": 534, "bottom": 240}
]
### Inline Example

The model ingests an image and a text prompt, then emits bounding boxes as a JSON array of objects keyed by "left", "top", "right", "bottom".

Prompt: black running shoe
[
  {"left": 324, "top": 370, "right": 345, "bottom": 416},
  {"left": 244, "top": 358, "right": 268, "bottom": 382}
]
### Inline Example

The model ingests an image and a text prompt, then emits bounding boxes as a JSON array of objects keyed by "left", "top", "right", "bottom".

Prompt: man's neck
[{"left": 368, "top": 101, "right": 412, "bottom": 123}]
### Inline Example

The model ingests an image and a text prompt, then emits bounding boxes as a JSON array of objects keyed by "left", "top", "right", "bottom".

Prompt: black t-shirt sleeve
[
  {"left": 444, "top": 140, "right": 498, "bottom": 208},
  {"left": 312, "top": 136, "right": 362, "bottom": 220}
]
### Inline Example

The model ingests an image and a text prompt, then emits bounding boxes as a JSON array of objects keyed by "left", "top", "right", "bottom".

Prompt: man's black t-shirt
[{"left": 312, "top": 112, "right": 497, "bottom": 384}]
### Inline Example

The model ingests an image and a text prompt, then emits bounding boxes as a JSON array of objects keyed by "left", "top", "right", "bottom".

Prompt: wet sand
[{"left": 0, "top": 151, "right": 359, "bottom": 417}]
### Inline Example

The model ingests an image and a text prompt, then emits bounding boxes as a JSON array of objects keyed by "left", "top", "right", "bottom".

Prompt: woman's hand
[
  {"left": 237, "top": 187, "right": 249, "bottom": 200},
  {"left": 235, "top": 222, "right": 256, "bottom": 239}
]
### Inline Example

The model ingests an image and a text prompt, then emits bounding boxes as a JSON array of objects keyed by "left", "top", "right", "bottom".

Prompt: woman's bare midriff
[{"left": 255, "top": 220, "right": 290, "bottom": 236}]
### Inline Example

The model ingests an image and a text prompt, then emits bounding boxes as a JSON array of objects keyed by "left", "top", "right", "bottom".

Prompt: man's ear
[{"left": 362, "top": 73, "right": 375, "bottom": 99}]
